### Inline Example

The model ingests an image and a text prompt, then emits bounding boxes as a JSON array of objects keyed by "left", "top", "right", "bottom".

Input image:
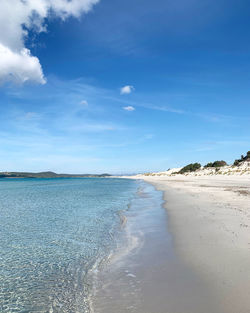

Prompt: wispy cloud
[
  {"left": 105, "top": 95, "right": 185, "bottom": 114},
  {"left": 144, "top": 134, "right": 154, "bottom": 140},
  {"left": 123, "top": 105, "right": 135, "bottom": 111},
  {"left": 195, "top": 139, "right": 250, "bottom": 153},
  {"left": 1, "top": 76, "right": 249, "bottom": 173},
  {"left": 106, "top": 94, "right": 250, "bottom": 125},
  {"left": 68, "top": 123, "right": 115, "bottom": 132},
  {"left": 147, "top": 105, "right": 185, "bottom": 114}
]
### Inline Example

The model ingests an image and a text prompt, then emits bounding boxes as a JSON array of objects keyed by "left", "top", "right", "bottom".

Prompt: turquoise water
[{"left": 0, "top": 178, "right": 138, "bottom": 313}]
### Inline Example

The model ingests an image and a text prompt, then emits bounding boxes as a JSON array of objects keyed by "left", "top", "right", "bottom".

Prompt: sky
[{"left": 0, "top": 0, "right": 250, "bottom": 174}]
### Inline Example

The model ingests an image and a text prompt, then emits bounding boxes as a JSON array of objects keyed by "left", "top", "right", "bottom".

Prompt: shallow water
[
  {"left": 92, "top": 180, "right": 168, "bottom": 312},
  {"left": 0, "top": 178, "right": 138, "bottom": 313}
]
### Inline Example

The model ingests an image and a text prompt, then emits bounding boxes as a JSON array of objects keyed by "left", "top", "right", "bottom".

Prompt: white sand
[
  {"left": 93, "top": 179, "right": 225, "bottom": 313},
  {"left": 138, "top": 175, "right": 250, "bottom": 313}
]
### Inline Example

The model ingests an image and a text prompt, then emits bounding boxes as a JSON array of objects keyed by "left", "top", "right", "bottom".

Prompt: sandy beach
[
  {"left": 92, "top": 174, "right": 250, "bottom": 313},
  {"left": 93, "top": 180, "right": 222, "bottom": 313},
  {"left": 140, "top": 175, "right": 250, "bottom": 313}
]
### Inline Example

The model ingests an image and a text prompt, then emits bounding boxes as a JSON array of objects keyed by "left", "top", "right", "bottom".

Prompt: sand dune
[{"left": 140, "top": 160, "right": 250, "bottom": 177}]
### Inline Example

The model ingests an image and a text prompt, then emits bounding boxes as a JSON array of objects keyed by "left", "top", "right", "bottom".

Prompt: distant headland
[{"left": 0, "top": 171, "right": 111, "bottom": 179}]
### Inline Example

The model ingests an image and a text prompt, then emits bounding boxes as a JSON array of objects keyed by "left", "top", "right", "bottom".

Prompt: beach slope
[{"left": 141, "top": 175, "right": 250, "bottom": 313}]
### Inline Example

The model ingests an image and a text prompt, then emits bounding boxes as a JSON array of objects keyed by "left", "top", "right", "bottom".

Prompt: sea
[{"left": 0, "top": 177, "right": 141, "bottom": 313}]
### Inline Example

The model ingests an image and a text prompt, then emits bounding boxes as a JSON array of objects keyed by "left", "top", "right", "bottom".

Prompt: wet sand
[{"left": 92, "top": 180, "right": 229, "bottom": 313}]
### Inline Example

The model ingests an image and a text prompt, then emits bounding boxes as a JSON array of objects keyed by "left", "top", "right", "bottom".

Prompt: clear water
[{"left": 0, "top": 178, "right": 137, "bottom": 313}]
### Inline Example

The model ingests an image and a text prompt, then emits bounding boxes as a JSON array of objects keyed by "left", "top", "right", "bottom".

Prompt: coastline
[
  {"left": 92, "top": 179, "right": 228, "bottom": 313},
  {"left": 138, "top": 175, "right": 250, "bottom": 313}
]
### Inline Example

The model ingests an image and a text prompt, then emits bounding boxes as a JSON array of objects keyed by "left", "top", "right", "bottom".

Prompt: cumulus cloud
[
  {"left": 123, "top": 106, "right": 135, "bottom": 111},
  {"left": 120, "top": 85, "right": 135, "bottom": 95},
  {"left": 0, "top": 0, "right": 99, "bottom": 85},
  {"left": 0, "top": 44, "right": 46, "bottom": 84}
]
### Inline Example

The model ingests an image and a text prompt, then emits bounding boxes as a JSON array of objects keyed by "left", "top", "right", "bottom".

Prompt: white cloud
[
  {"left": 123, "top": 106, "right": 135, "bottom": 111},
  {"left": 0, "top": 0, "right": 99, "bottom": 85},
  {"left": 80, "top": 100, "right": 88, "bottom": 106},
  {"left": 120, "top": 85, "right": 135, "bottom": 95},
  {"left": 0, "top": 44, "right": 46, "bottom": 84}
]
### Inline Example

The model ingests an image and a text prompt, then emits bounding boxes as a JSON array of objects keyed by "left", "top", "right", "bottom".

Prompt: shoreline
[
  {"left": 140, "top": 175, "right": 250, "bottom": 313},
  {"left": 92, "top": 179, "right": 227, "bottom": 313}
]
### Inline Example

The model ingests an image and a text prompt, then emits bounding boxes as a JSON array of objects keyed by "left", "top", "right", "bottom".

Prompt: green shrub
[
  {"left": 234, "top": 151, "right": 250, "bottom": 166},
  {"left": 204, "top": 160, "right": 227, "bottom": 168},
  {"left": 179, "top": 163, "right": 201, "bottom": 174},
  {"left": 204, "top": 162, "right": 213, "bottom": 168}
]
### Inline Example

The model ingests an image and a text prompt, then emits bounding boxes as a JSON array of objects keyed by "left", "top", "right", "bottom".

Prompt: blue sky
[{"left": 0, "top": 0, "right": 250, "bottom": 173}]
